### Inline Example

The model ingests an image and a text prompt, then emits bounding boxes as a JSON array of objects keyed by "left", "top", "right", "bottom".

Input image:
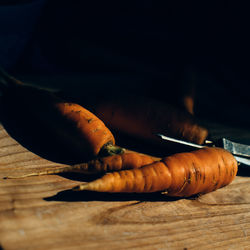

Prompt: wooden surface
[{"left": 1, "top": 124, "right": 250, "bottom": 250}]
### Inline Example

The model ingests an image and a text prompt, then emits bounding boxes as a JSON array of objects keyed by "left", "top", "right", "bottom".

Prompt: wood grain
[{"left": 1, "top": 124, "right": 250, "bottom": 250}]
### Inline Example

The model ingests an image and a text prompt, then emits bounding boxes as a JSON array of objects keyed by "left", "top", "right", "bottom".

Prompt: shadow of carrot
[
  {"left": 44, "top": 189, "right": 184, "bottom": 202},
  {"left": 0, "top": 97, "right": 86, "bottom": 165}
]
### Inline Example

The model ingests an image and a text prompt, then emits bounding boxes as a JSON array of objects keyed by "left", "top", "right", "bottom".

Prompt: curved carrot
[
  {"left": 0, "top": 68, "right": 119, "bottom": 161},
  {"left": 54, "top": 102, "right": 116, "bottom": 157},
  {"left": 4, "top": 151, "right": 159, "bottom": 178},
  {"left": 73, "top": 148, "right": 238, "bottom": 197},
  {"left": 83, "top": 151, "right": 159, "bottom": 172}
]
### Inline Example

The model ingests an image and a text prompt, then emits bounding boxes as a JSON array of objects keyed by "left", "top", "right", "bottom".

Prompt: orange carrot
[
  {"left": 0, "top": 68, "right": 120, "bottom": 161},
  {"left": 4, "top": 151, "right": 159, "bottom": 178},
  {"left": 73, "top": 148, "right": 238, "bottom": 197},
  {"left": 86, "top": 94, "right": 208, "bottom": 146}
]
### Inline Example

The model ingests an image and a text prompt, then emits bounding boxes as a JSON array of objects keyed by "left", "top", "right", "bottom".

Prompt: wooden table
[{"left": 1, "top": 123, "right": 250, "bottom": 250}]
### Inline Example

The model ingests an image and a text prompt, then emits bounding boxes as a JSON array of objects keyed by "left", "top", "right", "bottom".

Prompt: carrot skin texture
[
  {"left": 78, "top": 161, "right": 172, "bottom": 193},
  {"left": 72, "top": 152, "right": 157, "bottom": 173},
  {"left": 74, "top": 148, "right": 238, "bottom": 197},
  {"left": 55, "top": 102, "right": 115, "bottom": 157},
  {"left": 4, "top": 152, "right": 159, "bottom": 179}
]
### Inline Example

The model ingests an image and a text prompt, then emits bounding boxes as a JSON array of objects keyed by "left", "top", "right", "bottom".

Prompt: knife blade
[
  {"left": 156, "top": 134, "right": 250, "bottom": 166},
  {"left": 219, "top": 138, "right": 250, "bottom": 158}
]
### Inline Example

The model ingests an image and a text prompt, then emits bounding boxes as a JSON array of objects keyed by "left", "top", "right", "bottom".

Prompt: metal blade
[
  {"left": 220, "top": 138, "right": 250, "bottom": 158},
  {"left": 156, "top": 133, "right": 250, "bottom": 166},
  {"left": 234, "top": 156, "right": 250, "bottom": 166},
  {"left": 156, "top": 134, "right": 204, "bottom": 149}
]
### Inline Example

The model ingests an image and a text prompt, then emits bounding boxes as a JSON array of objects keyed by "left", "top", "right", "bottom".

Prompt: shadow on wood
[
  {"left": 44, "top": 189, "right": 186, "bottom": 203},
  {"left": 0, "top": 98, "right": 87, "bottom": 165}
]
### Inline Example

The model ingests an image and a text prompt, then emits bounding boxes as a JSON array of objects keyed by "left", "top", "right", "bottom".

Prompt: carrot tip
[
  {"left": 3, "top": 172, "right": 40, "bottom": 179},
  {"left": 3, "top": 175, "right": 23, "bottom": 179}
]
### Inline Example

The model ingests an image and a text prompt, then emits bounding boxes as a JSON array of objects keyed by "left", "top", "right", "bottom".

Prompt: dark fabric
[{"left": 5, "top": 1, "right": 250, "bottom": 127}]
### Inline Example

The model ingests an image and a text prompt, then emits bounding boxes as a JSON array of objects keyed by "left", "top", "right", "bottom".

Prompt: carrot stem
[{"left": 99, "top": 144, "right": 125, "bottom": 157}]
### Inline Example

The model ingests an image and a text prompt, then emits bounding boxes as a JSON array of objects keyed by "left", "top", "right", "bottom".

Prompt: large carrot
[
  {"left": 4, "top": 151, "right": 159, "bottom": 178},
  {"left": 0, "top": 68, "right": 120, "bottom": 161},
  {"left": 86, "top": 94, "right": 208, "bottom": 146},
  {"left": 73, "top": 147, "right": 238, "bottom": 197}
]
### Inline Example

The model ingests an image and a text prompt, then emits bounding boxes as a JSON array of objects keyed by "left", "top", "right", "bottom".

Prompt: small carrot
[
  {"left": 73, "top": 147, "right": 238, "bottom": 197},
  {"left": 0, "top": 68, "right": 121, "bottom": 161},
  {"left": 4, "top": 151, "right": 159, "bottom": 178}
]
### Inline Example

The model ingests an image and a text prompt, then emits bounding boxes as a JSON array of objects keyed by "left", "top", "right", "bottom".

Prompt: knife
[{"left": 156, "top": 134, "right": 250, "bottom": 166}]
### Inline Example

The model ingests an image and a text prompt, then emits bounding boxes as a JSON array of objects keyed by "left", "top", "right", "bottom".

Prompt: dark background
[{"left": 1, "top": 1, "right": 250, "bottom": 129}]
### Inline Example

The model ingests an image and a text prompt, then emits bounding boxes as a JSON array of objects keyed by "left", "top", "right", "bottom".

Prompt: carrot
[
  {"left": 0, "top": 68, "right": 120, "bottom": 161},
  {"left": 4, "top": 151, "right": 159, "bottom": 178},
  {"left": 76, "top": 151, "right": 159, "bottom": 172},
  {"left": 86, "top": 94, "right": 208, "bottom": 146},
  {"left": 73, "top": 147, "right": 238, "bottom": 197}
]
